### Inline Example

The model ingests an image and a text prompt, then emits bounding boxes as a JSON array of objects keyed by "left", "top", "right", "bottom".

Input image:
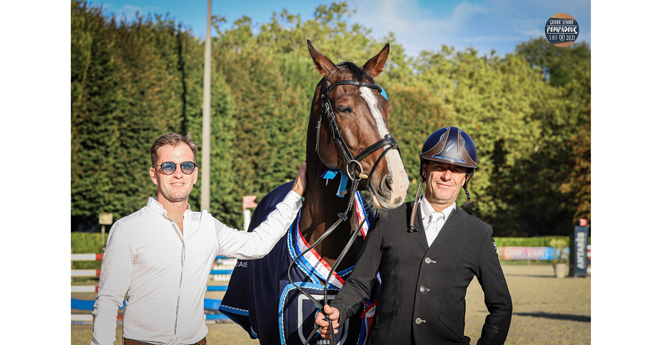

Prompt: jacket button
[
  {"left": 424, "top": 257, "right": 431, "bottom": 264},
  {"left": 419, "top": 285, "right": 429, "bottom": 292},
  {"left": 415, "top": 318, "right": 425, "bottom": 324}
]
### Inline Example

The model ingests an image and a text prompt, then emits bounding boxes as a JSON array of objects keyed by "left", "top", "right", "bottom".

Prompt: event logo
[
  {"left": 444, "top": 140, "right": 455, "bottom": 152},
  {"left": 545, "top": 13, "right": 579, "bottom": 47}
]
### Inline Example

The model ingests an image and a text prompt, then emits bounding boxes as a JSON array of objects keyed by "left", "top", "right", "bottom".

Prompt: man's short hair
[{"left": 150, "top": 132, "right": 199, "bottom": 167}]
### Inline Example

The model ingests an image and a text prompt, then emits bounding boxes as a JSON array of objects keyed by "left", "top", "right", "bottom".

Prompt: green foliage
[
  {"left": 71, "top": 1, "right": 186, "bottom": 227},
  {"left": 510, "top": 38, "right": 591, "bottom": 231},
  {"left": 71, "top": 232, "right": 106, "bottom": 253},
  {"left": 549, "top": 237, "right": 570, "bottom": 250},
  {"left": 70, "top": 232, "right": 104, "bottom": 269},
  {"left": 71, "top": 1, "right": 95, "bottom": 109},
  {"left": 71, "top": 1, "right": 590, "bottom": 237},
  {"left": 494, "top": 236, "right": 590, "bottom": 249}
]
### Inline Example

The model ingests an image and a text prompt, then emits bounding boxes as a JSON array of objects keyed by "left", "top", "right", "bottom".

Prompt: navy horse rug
[{"left": 219, "top": 178, "right": 380, "bottom": 345}]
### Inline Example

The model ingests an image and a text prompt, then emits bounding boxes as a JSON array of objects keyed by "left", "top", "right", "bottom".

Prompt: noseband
[{"left": 292, "top": 78, "right": 402, "bottom": 345}]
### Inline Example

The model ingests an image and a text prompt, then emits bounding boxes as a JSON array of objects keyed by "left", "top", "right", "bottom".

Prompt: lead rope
[
  {"left": 294, "top": 181, "right": 371, "bottom": 345},
  {"left": 303, "top": 212, "right": 370, "bottom": 345},
  {"left": 288, "top": 177, "right": 360, "bottom": 345}
]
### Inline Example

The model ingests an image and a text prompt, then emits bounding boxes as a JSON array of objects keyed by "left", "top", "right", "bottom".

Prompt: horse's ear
[
  {"left": 362, "top": 43, "right": 390, "bottom": 78},
  {"left": 307, "top": 39, "right": 338, "bottom": 78}
]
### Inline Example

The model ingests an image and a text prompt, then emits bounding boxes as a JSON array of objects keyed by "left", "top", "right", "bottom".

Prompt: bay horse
[{"left": 219, "top": 40, "right": 409, "bottom": 345}]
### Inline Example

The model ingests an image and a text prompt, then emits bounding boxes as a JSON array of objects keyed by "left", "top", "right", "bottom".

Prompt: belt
[{"left": 123, "top": 337, "right": 207, "bottom": 345}]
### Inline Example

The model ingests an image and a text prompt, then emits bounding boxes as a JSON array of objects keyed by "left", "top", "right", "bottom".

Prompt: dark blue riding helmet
[{"left": 420, "top": 126, "right": 478, "bottom": 171}]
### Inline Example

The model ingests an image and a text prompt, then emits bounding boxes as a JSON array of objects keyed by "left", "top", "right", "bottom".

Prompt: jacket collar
[
  {"left": 406, "top": 201, "right": 465, "bottom": 249},
  {"left": 420, "top": 195, "right": 455, "bottom": 227}
]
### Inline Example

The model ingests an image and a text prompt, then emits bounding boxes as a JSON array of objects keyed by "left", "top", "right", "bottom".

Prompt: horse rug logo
[{"left": 279, "top": 283, "right": 362, "bottom": 345}]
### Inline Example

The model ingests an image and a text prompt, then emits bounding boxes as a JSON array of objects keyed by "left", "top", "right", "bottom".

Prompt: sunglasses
[{"left": 156, "top": 161, "right": 197, "bottom": 175}]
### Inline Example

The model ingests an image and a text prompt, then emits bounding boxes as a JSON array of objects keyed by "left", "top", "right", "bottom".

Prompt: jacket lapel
[{"left": 428, "top": 208, "right": 465, "bottom": 251}]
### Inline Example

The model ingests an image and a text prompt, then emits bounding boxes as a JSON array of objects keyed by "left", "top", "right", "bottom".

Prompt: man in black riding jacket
[{"left": 315, "top": 127, "right": 512, "bottom": 345}]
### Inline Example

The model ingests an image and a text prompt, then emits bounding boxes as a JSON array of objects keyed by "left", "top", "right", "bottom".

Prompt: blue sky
[{"left": 91, "top": 0, "right": 591, "bottom": 57}]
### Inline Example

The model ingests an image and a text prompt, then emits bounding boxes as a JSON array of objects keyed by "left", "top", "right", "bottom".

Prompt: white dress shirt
[
  {"left": 419, "top": 194, "right": 455, "bottom": 246},
  {"left": 91, "top": 191, "right": 302, "bottom": 345}
]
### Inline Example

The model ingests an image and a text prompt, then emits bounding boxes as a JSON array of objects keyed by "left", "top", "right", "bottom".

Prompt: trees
[
  {"left": 71, "top": 1, "right": 590, "bottom": 236},
  {"left": 71, "top": 1, "right": 209, "bottom": 228},
  {"left": 512, "top": 39, "right": 591, "bottom": 233}
]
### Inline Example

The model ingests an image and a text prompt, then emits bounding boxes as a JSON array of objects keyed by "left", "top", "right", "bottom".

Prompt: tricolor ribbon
[{"left": 287, "top": 190, "right": 372, "bottom": 289}]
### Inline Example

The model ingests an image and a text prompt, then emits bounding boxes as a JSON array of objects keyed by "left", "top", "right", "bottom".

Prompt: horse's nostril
[{"left": 385, "top": 176, "right": 394, "bottom": 190}]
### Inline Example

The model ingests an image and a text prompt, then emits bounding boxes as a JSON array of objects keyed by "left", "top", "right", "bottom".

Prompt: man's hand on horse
[
  {"left": 315, "top": 304, "right": 340, "bottom": 339},
  {"left": 292, "top": 161, "right": 307, "bottom": 197}
]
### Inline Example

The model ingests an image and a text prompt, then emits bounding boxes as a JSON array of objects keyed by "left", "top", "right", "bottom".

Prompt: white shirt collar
[
  {"left": 147, "top": 197, "right": 192, "bottom": 217},
  {"left": 420, "top": 194, "right": 455, "bottom": 225}
]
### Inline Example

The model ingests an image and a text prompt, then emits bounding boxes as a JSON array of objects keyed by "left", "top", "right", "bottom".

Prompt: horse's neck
[
  {"left": 298, "top": 161, "right": 362, "bottom": 271},
  {"left": 299, "top": 172, "right": 351, "bottom": 243}
]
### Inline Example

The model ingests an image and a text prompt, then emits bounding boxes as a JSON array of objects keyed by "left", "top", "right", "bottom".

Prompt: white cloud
[
  {"left": 121, "top": 5, "right": 143, "bottom": 12},
  {"left": 102, "top": 3, "right": 165, "bottom": 19},
  {"left": 351, "top": 0, "right": 501, "bottom": 55}
]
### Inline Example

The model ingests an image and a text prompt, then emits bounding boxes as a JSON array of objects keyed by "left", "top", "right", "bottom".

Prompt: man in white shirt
[{"left": 92, "top": 132, "right": 307, "bottom": 345}]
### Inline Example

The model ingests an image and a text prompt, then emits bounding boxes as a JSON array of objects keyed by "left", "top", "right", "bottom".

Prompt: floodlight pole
[{"left": 201, "top": 0, "right": 212, "bottom": 211}]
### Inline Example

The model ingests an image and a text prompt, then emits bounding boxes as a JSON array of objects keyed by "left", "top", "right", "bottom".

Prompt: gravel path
[{"left": 72, "top": 264, "right": 590, "bottom": 344}]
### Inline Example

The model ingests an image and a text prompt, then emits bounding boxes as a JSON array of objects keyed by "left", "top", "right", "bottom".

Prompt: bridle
[
  {"left": 315, "top": 77, "right": 399, "bottom": 188},
  {"left": 290, "top": 77, "right": 401, "bottom": 345}
]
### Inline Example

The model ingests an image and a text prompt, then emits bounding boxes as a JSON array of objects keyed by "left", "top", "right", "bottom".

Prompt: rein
[{"left": 292, "top": 77, "right": 400, "bottom": 345}]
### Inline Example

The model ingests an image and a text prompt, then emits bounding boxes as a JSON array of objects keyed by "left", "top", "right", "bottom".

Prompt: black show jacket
[{"left": 331, "top": 202, "right": 512, "bottom": 345}]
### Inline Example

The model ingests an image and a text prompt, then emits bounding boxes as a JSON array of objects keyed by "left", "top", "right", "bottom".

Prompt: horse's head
[{"left": 307, "top": 40, "right": 409, "bottom": 209}]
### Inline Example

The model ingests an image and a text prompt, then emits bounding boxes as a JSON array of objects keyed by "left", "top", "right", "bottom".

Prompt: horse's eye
[{"left": 336, "top": 106, "right": 353, "bottom": 113}]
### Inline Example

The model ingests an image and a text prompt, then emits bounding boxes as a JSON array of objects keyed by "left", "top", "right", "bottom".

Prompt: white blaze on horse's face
[{"left": 359, "top": 87, "right": 409, "bottom": 209}]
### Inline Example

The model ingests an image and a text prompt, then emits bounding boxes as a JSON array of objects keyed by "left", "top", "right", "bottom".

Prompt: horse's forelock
[{"left": 338, "top": 61, "right": 374, "bottom": 83}]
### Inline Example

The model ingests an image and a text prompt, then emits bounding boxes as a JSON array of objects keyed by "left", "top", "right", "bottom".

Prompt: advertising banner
[
  {"left": 500, "top": 247, "right": 557, "bottom": 260},
  {"left": 572, "top": 226, "right": 589, "bottom": 277}
]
